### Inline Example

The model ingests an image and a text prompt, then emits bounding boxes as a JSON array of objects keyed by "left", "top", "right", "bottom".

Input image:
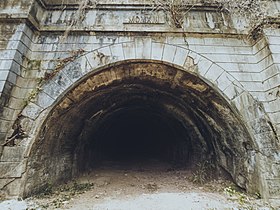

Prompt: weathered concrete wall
[{"left": 0, "top": 0, "right": 280, "bottom": 199}]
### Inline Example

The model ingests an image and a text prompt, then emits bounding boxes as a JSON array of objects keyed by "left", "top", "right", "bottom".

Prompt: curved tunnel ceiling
[{"left": 24, "top": 61, "right": 256, "bottom": 195}]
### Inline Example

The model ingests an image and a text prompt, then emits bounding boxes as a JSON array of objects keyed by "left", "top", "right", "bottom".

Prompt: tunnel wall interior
[{"left": 23, "top": 62, "right": 258, "bottom": 196}]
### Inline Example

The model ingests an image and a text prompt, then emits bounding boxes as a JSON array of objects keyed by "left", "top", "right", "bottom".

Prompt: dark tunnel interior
[
  {"left": 97, "top": 109, "right": 177, "bottom": 162},
  {"left": 76, "top": 101, "right": 194, "bottom": 170}
]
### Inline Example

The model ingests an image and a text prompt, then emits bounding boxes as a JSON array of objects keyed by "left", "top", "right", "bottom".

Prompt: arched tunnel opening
[
  {"left": 77, "top": 100, "right": 194, "bottom": 169},
  {"left": 24, "top": 61, "right": 258, "bottom": 196}
]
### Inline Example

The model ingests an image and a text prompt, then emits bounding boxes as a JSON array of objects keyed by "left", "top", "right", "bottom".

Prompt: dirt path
[{"left": 1, "top": 160, "right": 279, "bottom": 209}]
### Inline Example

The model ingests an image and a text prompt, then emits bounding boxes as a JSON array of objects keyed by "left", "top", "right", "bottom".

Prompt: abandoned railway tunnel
[
  {"left": 23, "top": 61, "right": 256, "bottom": 196},
  {"left": 1, "top": 0, "right": 280, "bottom": 200}
]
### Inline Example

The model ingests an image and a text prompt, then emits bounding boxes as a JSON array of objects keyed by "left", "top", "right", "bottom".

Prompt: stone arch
[
  {"left": 22, "top": 40, "right": 245, "bottom": 121},
  {"left": 3, "top": 40, "right": 278, "bottom": 198}
]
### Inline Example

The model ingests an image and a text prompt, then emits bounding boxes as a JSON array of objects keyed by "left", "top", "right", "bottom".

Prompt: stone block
[
  {"left": 196, "top": 59, "right": 213, "bottom": 76},
  {"left": 1, "top": 146, "right": 26, "bottom": 162},
  {"left": 0, "top": 81, "right": 5, "bottom": 92},
  {"left": 62, "top": 61, "right": 83, "bottom": 82},
  {"left": 184, "top": 37, "right": 205, "bottom": 45},
  {"left": 269, "top": 45, "right": 280, "bottom": 54},
  {"left": 222, "top": 38, "right": 247, "bottom": 47},
  {"left": 272, "top": 53, "right": 280, "bottom": 63},
  {"left": 232, "top": 92, "right": 250, "bottom": 113},
  {"left": 3, "top": 178, "right": 24, "bottom": 196},
  {"left": 204, "top": 64, "right": 224, "bottom": 83},
  {"left": 40, "top": 60, "right": 55, "bottom": 71},
  {"left": 122, "top": 42, "right": 136, "bottom": 60},
  {"left": 7, "top": 97, "right": 25, "bottom": 110},
  {"left": 15, "top": 77, "right": 36, "bottom": 89},
  {"left": 262, "top": 64, "right": 279, "bottom": 81},
  {"left": 41, "top": 81, "right": 65, "bottom": 101},
  {"left": 256, "top": 46, "right": 272, "bottom": 61},
  {"left": 36, "top": 91, "right": 55, "bottom": 109},
  {"left": 6, "top": 41, "right": 19, "bottom": 50},
  {"left": 263, "top": 98, "right": 280, "bottom": 113},
  {"left": 0, "top": 178, "right": 15, "bottom": 191},
  {"left": 110, "top": 43, "right": 125, "bottom": 62},
  {"left": 21, "top": 102, "right": 43, "bottom": 120},
  {"left": 266, "top": 179, "right": 280, "bottom": 198},
  {"left": 52, "top": 69, "right": 75, "bottom": 92},
  {"left": 118, "top": 36, "right": 134, "bottom": 43},
  {"left": 0, "top": 60, "right": 13, "bottom": 70},
  {"left": 162, "top": 44, "right": 176, "bottom": 63},
  {"left": 216, "top": 71, "right": 235, "bottom": 91},
  {"left": 9, "top": 62, "right": 21, "bottom": 76},
  {"left": 0, "top": 70, "right": 9, "bottom": 81},
  {"left": 135, "top": 38, "right": 152, "bottom": 60},
  {"left": 0, "top": 132, "right": 7, "bottom": 145},
  {"left": 167, "top": 36, "right": 186, "bottom": 45},
  {"left": 203, "top": 37, "right": 225, "bottom": 46},
  {"left": 0, "top": 107, "right": 16, "bottom": 121},
  {"left": 97, "top": 46, "right": 113, "bottom": 65},
  {"left": 78, "top": 56, "right": 92, "bottom": 76},
  {"left": 86, "top": 51, "right": 105, "bottom": 69},
  {"left": 7, "top": 72, "right": 17, "bottom": 85},
  {"left": 236, "top": 72, "right": 262, "bottom": 82},
  {"left": 20, "top": 117, "right": 35, "bottom": 136},
  {"left": 0, "top": 161, "right": 26, "bottom": 178},
  {"left": 241, "top": 81, "right": 263, "bottom": 92},
  {"left": 0, "top": 50, "right": 16, "bottom": 60},
  {"left": 258, "top": 56, "right": 274, "bottom": 71},
  {"left": 187, "top": 51, "right": 199, "bottom": 62},
  {"left": 173, "top": 47, "right": 189, "bottom": 66},
  {"left": 10, "top": 31, "right": 24, "bottom": 42},
  {"left": 13, "top": 41, "right": 29, "bottom": 55},
  {"left": 0, "top": 120, "right": 13, "bottom": 133},
  {"left": 20, "top": 31, "right": 33, "bottom": 46},
  {"left": 151, "top": 42, "right": 164, "bottom": 60},
  {"left": 268, "top": 112, "right": 280, "bottom": 124},
  {"left": 267, "top": 36, "right": 280, "bottom": 45},
  {"left": 253, "top": 37, "right": 267, "bottom": 53},
  {"left": 224, "top": 82, "right": 243, "bottom": 100},
  {"left": 266, "top": 74, "right": 280, "bottom": 90},
  {"left": 232, "top": 46, "right": 252, "bottom": 55}
]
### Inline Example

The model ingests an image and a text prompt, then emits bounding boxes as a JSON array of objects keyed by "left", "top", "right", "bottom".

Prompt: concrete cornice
[
  {"left": 36, "top": 0, "right": 220, "bottom": 11},
  {"left": 0, "top": 0, "right": 279, "bottom": 36}
]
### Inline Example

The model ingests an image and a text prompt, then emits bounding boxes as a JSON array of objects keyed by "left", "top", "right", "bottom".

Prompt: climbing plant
[{"left": 151, "top": 0, "right": 273, "bottom": 32}]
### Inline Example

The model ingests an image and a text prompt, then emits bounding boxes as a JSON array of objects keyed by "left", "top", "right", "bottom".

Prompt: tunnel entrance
[
  {"left": 77, "top": 102, "right": 193, "bottom": 170},
  {"left": 24, "top": 61, "right": 257, "bottom": 196}
]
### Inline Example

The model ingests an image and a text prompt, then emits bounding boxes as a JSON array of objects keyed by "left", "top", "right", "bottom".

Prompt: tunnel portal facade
[{"left": 0, "top": 0, "right": 280, "bottom": 199}]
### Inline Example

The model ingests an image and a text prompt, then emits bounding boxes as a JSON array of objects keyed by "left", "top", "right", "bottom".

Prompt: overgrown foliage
[
  {"left": 189, "top": 160, "right": 216, "bottom": 184},
  {"left": 61, "top": 0, "right": 273, "bottom": 31},
  {"left": 151, "top": 0, "right": 194, "bottom": 28},
  {"left": 151, "top": 0, "right": 272, "bottom": 31}
]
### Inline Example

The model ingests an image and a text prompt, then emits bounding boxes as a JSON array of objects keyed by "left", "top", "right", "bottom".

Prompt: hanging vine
[{"left": 150, "top": 0, "right": 273, "bottom": 39}]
